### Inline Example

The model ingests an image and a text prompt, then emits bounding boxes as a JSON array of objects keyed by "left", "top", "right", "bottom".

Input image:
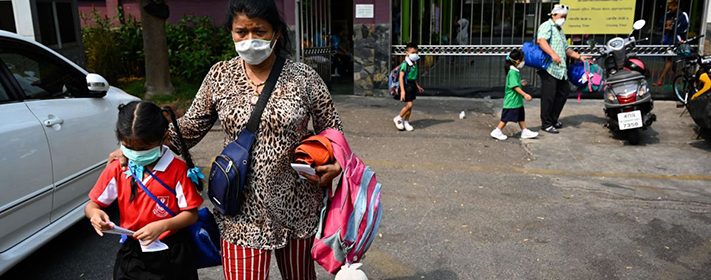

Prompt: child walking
[
  {"left": 84, "top": 101, "right": 204, "bottom": 280},
  {"left": 490, "top": 49, "right": 539, "bottom": 140},
  {"left": 393, "top": 42, "right": 424, "bottom": 131}
]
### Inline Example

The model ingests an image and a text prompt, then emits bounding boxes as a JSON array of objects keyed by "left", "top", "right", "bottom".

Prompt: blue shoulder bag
[
  {"left": 522, "top": 27, "right": 553, "bottom": 70},
  {"left": 133, "top": 170, "right": 221, "bottom": 269},
  {"left": 208, "top": 56, "right": 285, "bottom": 216}
]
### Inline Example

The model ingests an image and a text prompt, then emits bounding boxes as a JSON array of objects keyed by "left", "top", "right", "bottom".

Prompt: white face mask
[
  {"left": 517, "top": 61, "right": 525, "bottom": 69},
  {"left": 408, "top": 54, "right": 421, "bottom": 62},
  {"left": 234, "top": 38, "right": 277, "bottom": 65},
  {"left": 555, "top": 18, "right": 566, "bottom": 27}
]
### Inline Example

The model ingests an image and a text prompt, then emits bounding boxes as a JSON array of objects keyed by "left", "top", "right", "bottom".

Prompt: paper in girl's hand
[
  {"left": 140, "top": 239, "right": 170, "bottom": 252},
  {"left": 103, "top": 222, "right": 135, "bottom": 236},
  {"left": 291, "top": 163, "right": 316, "bottom": 179}
]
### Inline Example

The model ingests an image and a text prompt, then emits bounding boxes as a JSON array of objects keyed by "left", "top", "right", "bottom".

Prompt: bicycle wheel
[{"left": 673, "top": 75, "right": 690, "bottom": 103}]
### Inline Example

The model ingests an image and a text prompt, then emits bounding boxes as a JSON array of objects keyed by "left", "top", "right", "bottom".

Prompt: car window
[
  {"left": 0, "top": 81, "right": 10, "bottom": 102},
  {"left": 0, "top": 46, "right": 87, "bottom": 99}
]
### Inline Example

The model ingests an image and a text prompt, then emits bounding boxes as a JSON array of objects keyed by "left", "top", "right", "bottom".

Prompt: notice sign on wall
[{"left": 561, "top": 0, "right": 636, "bottom": 34}]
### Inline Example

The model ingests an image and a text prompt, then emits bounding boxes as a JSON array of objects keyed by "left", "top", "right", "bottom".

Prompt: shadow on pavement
[
  {"left": 608, "top": 127, "right": 662, "bottom": 145},
  {"left": 558, "top": 113, "right": 606, "bottom": 128},
  {"left": 409, "top": 119, "right": 455, "bottom": 129},
  {"left": 383, "top": 269, "right": 459, "bottom": 280}
]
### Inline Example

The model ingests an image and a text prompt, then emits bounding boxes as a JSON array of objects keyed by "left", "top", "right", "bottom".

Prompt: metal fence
[
  {"left": 295, "top": 0, "right": 332, "bottom": 82},
  {"left": 390, "top": 0, "right": 708, "bottom": 96}
]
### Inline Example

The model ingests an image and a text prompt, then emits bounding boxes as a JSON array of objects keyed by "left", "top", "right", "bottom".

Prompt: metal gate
[
  {"left": 295, "top": 0, "right": 332, "bottom": 82},
  {"left": 391, "top": 0, "right": 708, "bottom": 95}
]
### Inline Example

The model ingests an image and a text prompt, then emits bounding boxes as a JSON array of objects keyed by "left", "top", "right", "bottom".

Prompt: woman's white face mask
[
  {"left": 234, "top": 37, "right": 278, "bottom": 65},
  {"left": 554, "top": 18, "right": 566, "bottom": 27}
]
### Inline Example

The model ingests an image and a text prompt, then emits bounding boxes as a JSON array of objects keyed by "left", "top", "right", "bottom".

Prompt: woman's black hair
[
  {"left": 226, "top": 0, "right": 292, "bottom": 55},
  {"left": 116, "top": 101, "right": 202, "bottom": 201},
  {"left": 505, "top": 49, "right": 524, "bottom": 74}
]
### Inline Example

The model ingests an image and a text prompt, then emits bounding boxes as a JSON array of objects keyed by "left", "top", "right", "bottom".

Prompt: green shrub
[
  {"left": 82, "top": 12, "right": 233, "bottom": 85},
  {"left": 166, "top": 16, "right": 234, "bottom": 82},
  {"left": 81, "top": 9, "right": 144, "bottom": 83}
]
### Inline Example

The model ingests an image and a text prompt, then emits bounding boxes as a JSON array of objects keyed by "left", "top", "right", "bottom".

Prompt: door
[
  {"left": 0, "top": 38, "right": 116, "bottom": 222},
  {"left": 297, "top": 0, "right": 332, "bottom": 82},
  {"left": 0, "top": 75, "right": 53, "bottom": 253}
]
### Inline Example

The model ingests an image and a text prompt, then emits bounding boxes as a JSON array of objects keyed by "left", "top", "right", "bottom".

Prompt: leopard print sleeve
[
  {"left": 169, "top": 62, "right": 222, "bottom": 150},
  {"left": 303, "top": 64, "right": 343, "bottom": 133}
]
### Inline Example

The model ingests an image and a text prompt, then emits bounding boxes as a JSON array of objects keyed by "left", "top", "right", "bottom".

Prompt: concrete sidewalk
[{"left": 193, "top": 95, "right": 711, "bottom": 279}]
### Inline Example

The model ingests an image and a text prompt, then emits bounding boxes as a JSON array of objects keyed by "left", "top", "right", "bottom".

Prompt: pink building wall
[{"left": 78, "top": 0, "right": 231, "bottom": 27}]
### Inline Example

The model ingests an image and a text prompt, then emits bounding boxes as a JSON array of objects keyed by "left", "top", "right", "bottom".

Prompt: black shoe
[
  {"left": 543, "top": 126, "right": 559, "bottom": 134},
  {"left": 554, "top": 122, "right": 563, "bottom": 129}
]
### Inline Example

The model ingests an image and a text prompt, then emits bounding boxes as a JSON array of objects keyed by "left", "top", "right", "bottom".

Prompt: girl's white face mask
[
  {"left": 517, "top": 61, "right": 525, "bottom": 69},
  {"left": 408, "top": 53, "right": 421, "bottom": 62},
  {"left": 234, "top": 37, "right": 277, "bottom": 65}
]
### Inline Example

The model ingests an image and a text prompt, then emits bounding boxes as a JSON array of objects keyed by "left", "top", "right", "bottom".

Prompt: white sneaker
[
  {"left": 490, "top": 128, "right": 507, "bottom": 140},
  {"left": 521, "top": 129, "right": 539, "bottom": 139},
  {"left": 393, "top": 116, "right": 405, "bottom": 130},
  {"left": 403, "top": 121, "right": 414, "bottom": 131}
]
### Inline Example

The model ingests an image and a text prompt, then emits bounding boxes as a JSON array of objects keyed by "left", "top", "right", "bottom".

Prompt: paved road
[{"left": 3, "top": 95, "right": 710, "bottom": 279}]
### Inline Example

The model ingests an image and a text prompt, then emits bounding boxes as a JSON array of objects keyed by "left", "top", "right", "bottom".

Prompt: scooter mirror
[
  {"left": 587, "top": 39, "right": 597, "bottom": 49},
  {"left": 633, "top": 20, "right": 646, "bottom": 31}
]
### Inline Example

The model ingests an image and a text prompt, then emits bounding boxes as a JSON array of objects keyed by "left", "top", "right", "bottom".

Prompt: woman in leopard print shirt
[{"left": 108, "top": 1, "right": 342, "bottom": 277}]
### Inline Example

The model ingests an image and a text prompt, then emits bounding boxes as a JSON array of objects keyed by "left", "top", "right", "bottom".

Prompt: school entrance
[{"left": 391, "top": 0, "right": 709, "bottom": 97}]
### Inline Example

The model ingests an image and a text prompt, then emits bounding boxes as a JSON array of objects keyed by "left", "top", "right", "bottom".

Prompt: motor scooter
[{"left": 589, "top": 20, "right": 655, "bottom": 145}]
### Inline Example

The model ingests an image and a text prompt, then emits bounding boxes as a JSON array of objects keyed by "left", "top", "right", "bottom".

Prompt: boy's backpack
[
  {"left": 311, "top": 128, "right": 383, "bottom": 275},
  {"left": 388, "top": 62, "right": 412, "bottom": 99}
]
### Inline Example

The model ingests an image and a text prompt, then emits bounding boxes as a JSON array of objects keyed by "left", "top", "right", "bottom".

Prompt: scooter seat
[{"left": 606, "top": 69, "right": 645, "bottom": 84}]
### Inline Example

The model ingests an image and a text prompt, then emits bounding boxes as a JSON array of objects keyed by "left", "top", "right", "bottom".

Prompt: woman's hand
[
  {"left": 133, "top": 220, "right": 168, "bottom": 246},
  {"left": 108, "top": 148, "right": 127, "bottom": 167},
  {"left": 301, "top": 161, "right": 342, "bottom": 188},
  {"left": 88, "top": 209, "right": 112, "bottom": 236},
  {"left": 417, "top": 85, "right": 425, "bottom": 95},
  {"left": 551, "top": 54, "right": 562, "bottom": 64}
]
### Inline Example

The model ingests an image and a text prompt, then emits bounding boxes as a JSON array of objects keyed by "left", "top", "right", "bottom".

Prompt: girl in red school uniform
[{"left": 84, "top": 101, "right": 204, "bottom": 280}]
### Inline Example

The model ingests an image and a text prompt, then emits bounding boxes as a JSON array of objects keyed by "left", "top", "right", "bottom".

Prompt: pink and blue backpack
[
  {"left": 311, "top": 128, "right": 383, "bottom": 274},
  {"left": 569, "top": 59, "right": 605, "bottom": 101}
]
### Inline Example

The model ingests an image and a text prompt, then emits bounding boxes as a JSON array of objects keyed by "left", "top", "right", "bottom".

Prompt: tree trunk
[{"left": 140, "top": 0, "right": 174, "bottom": 97}]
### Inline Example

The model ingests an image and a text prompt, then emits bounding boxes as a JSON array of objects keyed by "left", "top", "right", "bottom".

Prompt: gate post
[{"left": 353, "top": 0, "right": 391, "bottom": 96}]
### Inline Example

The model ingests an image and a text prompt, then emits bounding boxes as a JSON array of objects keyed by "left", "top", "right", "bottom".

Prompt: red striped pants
[{"left": 221, "top": 238, "right": 316, "bottom": 280}]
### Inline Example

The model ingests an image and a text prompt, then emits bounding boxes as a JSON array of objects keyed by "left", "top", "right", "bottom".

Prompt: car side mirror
[{"left": 86, "top": 73, "right": 109, "bottom": 96}]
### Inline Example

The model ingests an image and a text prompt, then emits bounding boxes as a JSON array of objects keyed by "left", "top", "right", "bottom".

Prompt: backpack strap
[
  {"left": 131, "top": 174, "right": 177, "bottom": 217},
  {"left": 354, "top": 178, "right": 381, "bottom": 254},
  {"left": 400, "top": 61, "right": 412, "bottom": 85},
  {"left": 344, "top": 167, "right": 374, "bottom": 246}
]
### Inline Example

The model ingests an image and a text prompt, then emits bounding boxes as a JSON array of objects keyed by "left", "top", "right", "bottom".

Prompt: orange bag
[{"left": 294, "top": 135, "right": 334, "bottom": 166}]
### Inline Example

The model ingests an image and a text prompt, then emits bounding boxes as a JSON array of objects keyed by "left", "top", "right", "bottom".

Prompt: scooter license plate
[{"left": 618, "top": 110, "right": 643, "bottom": 130}]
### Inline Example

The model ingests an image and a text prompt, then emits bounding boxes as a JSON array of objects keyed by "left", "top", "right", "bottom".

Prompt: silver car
[{"left": 0, "top": 30, "right": 139, "bottom": 274}]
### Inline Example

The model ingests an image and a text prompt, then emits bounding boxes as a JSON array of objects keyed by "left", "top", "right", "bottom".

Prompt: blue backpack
[
  {"left": 388, "top": 62, "right": 412, "bottom": 99},
  {"left": 568, "top": 59, "right": 604, "bottom": 93}
]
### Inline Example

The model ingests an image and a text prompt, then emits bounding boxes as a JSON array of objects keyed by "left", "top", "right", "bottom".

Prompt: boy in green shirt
[
  {"left": 393, "top": 42, "right": 424, "bottom": 131},
  {"left": 490, "top": 50, "right": 539, "bottom": 140}
]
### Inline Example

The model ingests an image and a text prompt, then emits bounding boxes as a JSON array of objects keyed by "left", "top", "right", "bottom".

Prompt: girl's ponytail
[{"left": 163, "top": 107, "right": 204, "bottom": 191}]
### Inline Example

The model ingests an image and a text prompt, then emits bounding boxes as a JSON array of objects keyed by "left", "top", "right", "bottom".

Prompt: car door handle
[{"left": 43, "top": 116, "right": 64, "bottom": 127}]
